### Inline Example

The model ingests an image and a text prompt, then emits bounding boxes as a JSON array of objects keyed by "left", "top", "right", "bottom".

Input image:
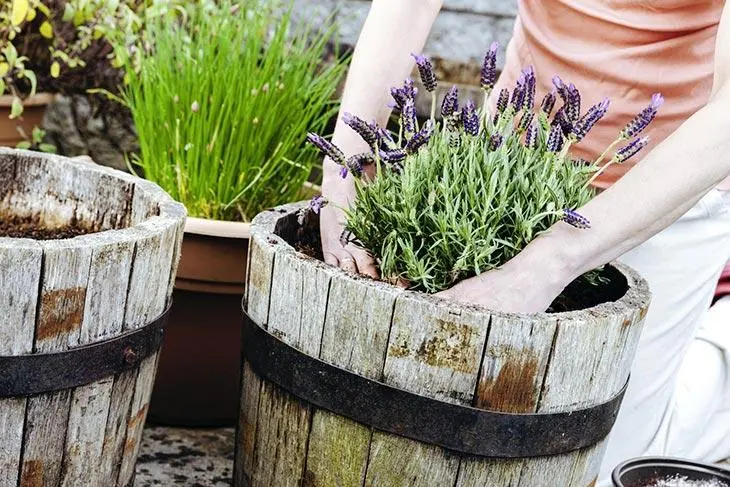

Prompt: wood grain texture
[
  {"left": 20, "top": 241, "right": 91, "bottom": 487},
  {"left": 237, "top": 203, "right": 652, "bottom": 487},
  {"left": 0, "top": 239, "right": 42, "bottom": 487},
  {"left": 61, "top": 232, "right": 135, "bottom": 486}
]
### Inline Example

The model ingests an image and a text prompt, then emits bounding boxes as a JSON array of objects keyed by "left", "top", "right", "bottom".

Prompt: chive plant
[
  {"left": 308, "top": 43, "right": 662, "bottom": 293},
  {"left": 124, "top": 0, "right": 347, "bottom": 222}
]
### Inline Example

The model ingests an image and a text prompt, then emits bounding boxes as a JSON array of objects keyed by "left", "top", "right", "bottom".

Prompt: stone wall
[{"left": 295, "top": 0, "right": 518, "bottom": 68}]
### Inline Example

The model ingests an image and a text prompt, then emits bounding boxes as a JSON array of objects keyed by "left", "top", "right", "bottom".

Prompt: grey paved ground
[
  {"left": 134, "top": 425, "right": 730, "bottom": 486},
  {"left": 135, "top": 426, "right": 235, "bottom": 486}
]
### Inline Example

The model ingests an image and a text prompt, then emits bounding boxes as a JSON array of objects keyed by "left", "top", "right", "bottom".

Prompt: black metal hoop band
[
  {"left": 0, "top": 304, "right": 170, "bottom": 398},
  {"left": 242, "top": 309, "right": 628, "bottom": 458}
]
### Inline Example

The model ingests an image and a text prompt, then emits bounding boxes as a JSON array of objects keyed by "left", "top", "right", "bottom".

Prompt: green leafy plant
[
  {"left": 307, "top": 44, "right": 662, "bottom": 293},
  {"left": 124, "top": 0, "right": 348, "bottom": 222}
]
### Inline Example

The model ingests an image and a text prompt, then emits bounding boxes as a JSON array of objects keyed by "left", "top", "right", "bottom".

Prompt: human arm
[
  {"left": 437, "top": 3, "right": 730, "bottom": 312},
  {"left": 320, "top": 0, "right": 442, "bottom": 277}
]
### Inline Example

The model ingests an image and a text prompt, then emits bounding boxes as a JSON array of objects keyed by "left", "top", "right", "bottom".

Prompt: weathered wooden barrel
[
  {"left": 0, "top": 148, "right": 185, "bottom": 486},
  {"left": 235, "top": 202, "right": 651, "bottom": 487}
]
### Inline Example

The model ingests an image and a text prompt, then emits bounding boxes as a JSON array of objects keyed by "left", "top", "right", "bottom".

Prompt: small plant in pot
[
  {"left": 307, "top": 43, "right": 661, "bottom": 306},
  {"left": 123, "top": 0, "right": 348, "bottom": 425}
]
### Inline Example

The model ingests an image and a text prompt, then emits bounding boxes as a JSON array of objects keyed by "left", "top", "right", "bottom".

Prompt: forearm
[
  {"left": 522, "top": 92, "right": 730, "bottom": 284},
  {"left": 322, "top": 0, "right": 442, "bottom": 206}
]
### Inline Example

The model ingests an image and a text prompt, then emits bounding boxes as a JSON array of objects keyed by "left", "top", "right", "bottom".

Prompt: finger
[
  {"left": 339, "top": 253, "right": 358, "bottom": 274},
  {"left": 323, "top": 251, "right": 340, "bottom": 267},
  {"left": 348, "top": 247, "right": 379, "bottom": 279}
]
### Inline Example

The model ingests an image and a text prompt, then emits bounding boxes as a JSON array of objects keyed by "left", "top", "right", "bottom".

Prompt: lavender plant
[{"left": 308, "top": 45, "right": 662, "bottom": 293}]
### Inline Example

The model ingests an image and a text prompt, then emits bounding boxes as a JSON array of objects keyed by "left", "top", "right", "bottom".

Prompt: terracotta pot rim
[
  {"left": 184, "top": 216, "right": 251, "bottom": 239},
  {"left": 0, "top": 93, "right": 56, "bottom": 107}
]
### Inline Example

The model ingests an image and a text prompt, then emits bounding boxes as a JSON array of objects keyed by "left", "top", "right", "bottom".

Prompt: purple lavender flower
[
  {"left": 565, "top": 83, "right": 581, "bottom": 122},
  {"left": 518, "top": 111, "right": 534, "bottom": 132},
  {"left": 441, "top": 85, "right": 459, "bottom": 118},
  {"left": 380, "top": 148, "right": 407, "bottom": 163},
  {"left": 552, "top": 107, "right": 572, "bottom": 136},
  {"left": 343, "top": 112, "right": 378, "bottom": 147},
  {"left": 613, "top": 136, "right": 650, "bottom": 163},
  {"left": 412, "top": 53, "right": 437, "bottom": 92},
  {"left": 390, "top": 79, "right": 418, "bottom": 110},
  {"left": 496, "top": 88, "right": 509, "bottom": 115},
  {"left": 546, "top": 123, "right": 564, "bottom": 152},
  {"left": 309, "top": 195, "right": 328, "bottom": 214},
  {"left": 405, "top": 120, "right": 434, "bottom": 154},
  {"left": 346, "top": 152, "right": 375, "bottom": 177},
  {"left": 562, "top": 209, "right": 591, "bottom": 229},
  {"left": 621, "top": 93, "right": 664, "bottom": 139},
  {"left": 510, "top": 73, "right": 526, "bottom": 111},
  {"left": 522, "top": 66, "right": 536, "bottom": 111},
  {"left": 339, "top": 166, "right": 348, "bottom": 178},
  {"left": 552, "top": 76, "right": 581, "bottom": 122},
  {"left": 401, "top": 99, "right": 417, "bottom": 135},
  {"left": 571, "top": 97, "right": 610, "bottom": 141},
  {"left": 377, "top": 127, "right": 398, "bottom": 150},
  {"left": 525, "top": 121, "right": 538, "bottom": 149},
  {"left": 306, "top": 133, "right": 346, "bottom": 166},
  {"left": 540, "top": 90, "right": 556, "bottom": 116},
  {"left": 480, "top": 41, "right": 499, "bottom": 91},
  {"left": 488, "top": 133, "right": 503, "bottom": 150},
  {"left": 446, "top": 114, "right": 462, "bottom": 133},
  {"left": 461, "top": 100, "right": 479, "bottom": 136}
]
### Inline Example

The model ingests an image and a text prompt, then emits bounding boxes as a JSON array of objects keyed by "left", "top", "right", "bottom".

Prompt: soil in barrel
[{"left": 0, "top": 213, "right": 95, "bottom": 239}]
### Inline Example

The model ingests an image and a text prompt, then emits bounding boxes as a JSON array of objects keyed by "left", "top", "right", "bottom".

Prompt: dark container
[{"left": 613, "top": 457, "right": 730, "bottom": 487}]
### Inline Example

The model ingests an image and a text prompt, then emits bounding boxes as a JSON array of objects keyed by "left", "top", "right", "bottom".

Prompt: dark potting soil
[
  {"left": 285, "top": 210, "right": 628, "bottom": 313},
  {"left": 0, "top": 213, "right": 95, "bottom": 240}
]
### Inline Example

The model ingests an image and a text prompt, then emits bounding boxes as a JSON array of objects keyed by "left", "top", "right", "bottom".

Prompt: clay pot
[
  {"left": 148, "top": 216, "right": 250, "bottom": 426},
  {"left": 0, "top": 93, "right": 55, "bottom": 147}
]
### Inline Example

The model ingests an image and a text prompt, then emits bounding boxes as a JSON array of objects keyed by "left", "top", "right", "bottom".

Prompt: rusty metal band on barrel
[
  {"left": 242, "top": 308, "right": 629, "bottom": 458},
  {"left": 0, "top": 304, "right": 170, "bottom": 398}
]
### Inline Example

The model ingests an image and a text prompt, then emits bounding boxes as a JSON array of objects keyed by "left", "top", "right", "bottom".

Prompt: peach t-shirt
[{"left": 495, "top": 0, "right": 723, "bottom": 188}]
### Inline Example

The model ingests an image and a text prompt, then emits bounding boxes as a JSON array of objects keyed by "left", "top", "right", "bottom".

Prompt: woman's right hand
[{"left": 319, "top": 200, "right": 379, "bottom": 279}]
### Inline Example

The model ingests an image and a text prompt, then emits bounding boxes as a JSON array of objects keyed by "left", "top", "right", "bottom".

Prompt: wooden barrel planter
[
  {"left": 0, "top": 148, "right": 185, "bottom": 486},
  {"left": 234, "top": 202, "right": 651, "bottom": 487}
]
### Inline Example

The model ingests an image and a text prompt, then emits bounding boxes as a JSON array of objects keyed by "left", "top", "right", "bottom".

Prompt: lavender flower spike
[
  {"left": 552, "top": 107, "right": 572, "bottom": 136},
  {"left": 525, "top": 121, "right": 538, "bottom": 149},
  {"left": 562, "top": 209, "right": 591, "bottom": 229},
  {"left": 306, "top": 133, "right": 346, "bottom": 166},
  {"left": 496, "top": 88, "right": 510, "bottom": 115},
  {"left": 406, "top": 120, "right": 434, "bottom": 154},
  {"left": 522, "top": 66, "right": 536, "bottom": 111},
  {"left": 571, "top": 97, "right": 610, "bottom": 142},
  {"left": 390, "top": 78, "right": 418, "bottom": 110},
  {"left": 488, "top": 133, "right": 503, "bottom": 151},
  {"left": 343, "top": 112, "right": 378, "bottom": 147},
  {"left": 462, "top": 100, "right": 479, "bottom": 136},
  {"left": 621, "top": 93, "right": 664, "bottom": 139},
  {"left": 401, "top": 99, "right": 418, "bottom": 136},
  {"left": 346, "top": 152, "right": 375, "bottom": 177},
  {"left": 510, "top": 73, "right": 526, "bottom": 111},
  {"left": 540, "top": 89, "right": 556, "bottom": 116},
  {"left": 613, "top": 136, "right": 650, "bottom": 163},
  {"left": 309, "top": 195, "right": 328, "bottom": 214},
  {"left": 546, "top": 123, "right": 564, "bottom": 152},
  {"left": 565, "top": 83, "right": 581, "bottom": 122},
  {"left": 441, "top": 85, "right": 459, "bottom": 118},
  {"left": 480, "top": 41, "right": 499, "bottom": 91},
  {"left": 412, "top": 53, "right": 437, "bottom": 92}
]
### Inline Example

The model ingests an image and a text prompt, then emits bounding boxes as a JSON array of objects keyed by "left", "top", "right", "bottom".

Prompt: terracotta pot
[
  {"left": 0, "top": 93, "right": 55, "bottom": 147},
  {"left": 148, "top": 216, "right": 250, "bottom": 427}
]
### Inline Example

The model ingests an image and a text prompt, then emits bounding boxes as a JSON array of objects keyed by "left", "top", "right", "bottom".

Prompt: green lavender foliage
[
  {"left": 346, "top": 110, "right": 595, "bottom": 293},
  {"left": 125, "top": 0, "right": 348, "bottom": 222}
]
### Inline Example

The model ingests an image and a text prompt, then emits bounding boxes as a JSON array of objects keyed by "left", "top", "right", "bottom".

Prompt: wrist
[{"left": 509, "top": 222, "right": 586, "bottom": 290}]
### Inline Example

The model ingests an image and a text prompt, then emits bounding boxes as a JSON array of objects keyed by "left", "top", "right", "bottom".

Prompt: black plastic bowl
[{"left": 613, "top": 457, "right": 730, "bottom": 487}]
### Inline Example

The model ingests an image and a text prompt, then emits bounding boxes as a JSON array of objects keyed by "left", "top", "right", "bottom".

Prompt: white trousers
[{"left": 598, "top": 189, "right": 730, "bottom": 485}]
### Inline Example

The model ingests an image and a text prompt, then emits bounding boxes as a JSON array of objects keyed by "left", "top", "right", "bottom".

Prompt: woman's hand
[{"left": 319, "top": 198, "right": 379, "bottom": 279}]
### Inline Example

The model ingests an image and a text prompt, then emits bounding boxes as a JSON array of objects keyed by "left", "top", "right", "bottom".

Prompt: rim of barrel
[
  {"left": 250, "top": 202, "right": 651, "bottom": 320},
  {"left": 0, "top": 148, "right": 186, "bottom": 244}
]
